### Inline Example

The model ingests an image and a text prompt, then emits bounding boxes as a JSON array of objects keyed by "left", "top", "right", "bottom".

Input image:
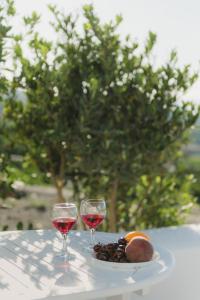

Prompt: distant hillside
[
  {"left": 184, "top": 117, "right": 200, "bottom": 155},
  {"left": 190, "top": 118, "right": 200, "bottom": 144}
]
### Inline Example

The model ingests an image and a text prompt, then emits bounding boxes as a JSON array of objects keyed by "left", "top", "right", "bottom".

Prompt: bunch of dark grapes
[{"left": 93, "top": 238, "right": 129, "bottom": 263}]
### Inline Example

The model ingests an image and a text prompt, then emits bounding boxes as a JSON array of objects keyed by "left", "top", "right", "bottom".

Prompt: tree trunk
[
  {"left": 108, "top": 179, "right": 118, "bottom": 232},
  {"left": 54, "top": 177, "right": 65, "bottom": 202},
  {"left": 50, "top": 150, "right": 66, "bottom": 203}
]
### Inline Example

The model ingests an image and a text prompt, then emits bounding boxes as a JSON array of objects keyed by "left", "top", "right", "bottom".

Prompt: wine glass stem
[
  {"left": 90, "top": 228, "right": 95, "bottom": 247},
  {"left": 62, "top": 234, "right": 68, "bottom": 259}
]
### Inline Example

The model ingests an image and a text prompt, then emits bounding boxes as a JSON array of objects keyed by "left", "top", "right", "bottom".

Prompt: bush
[{"left": 125, "top": 174, "right": 196, "bottom": 229}]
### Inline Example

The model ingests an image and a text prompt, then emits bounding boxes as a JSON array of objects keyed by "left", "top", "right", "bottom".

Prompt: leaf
[
  {"left": 14, "top": 43, "right": 22, "bottom": 57},
  {"left": 115, "top": 14, "right": 123, "bottom": 25},
  {"left": 145, "top": 31, "right": 157, "bottom": 55}
]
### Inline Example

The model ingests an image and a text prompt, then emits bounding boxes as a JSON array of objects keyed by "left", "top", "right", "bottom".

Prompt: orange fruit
[{"left": 124, "top": 231, "right": 150, "bottom": 242}]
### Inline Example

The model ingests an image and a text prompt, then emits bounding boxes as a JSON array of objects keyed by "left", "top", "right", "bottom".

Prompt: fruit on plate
[
  {"left": 124, "top": 231, "right": 150, "bottom": 242},
  {"left": 125, "top": 237, "right": 154, "bottom": 262},
  {"left": 93, "top": 238, "right": 129, "bottom": 263},
  {"left": 93, "top": 232, "right": 154, "bottom": 263}
]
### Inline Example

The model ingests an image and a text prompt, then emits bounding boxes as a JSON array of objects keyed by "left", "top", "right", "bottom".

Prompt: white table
[{"left": 0, "top": 230, "right": 175, "bottom": 300}]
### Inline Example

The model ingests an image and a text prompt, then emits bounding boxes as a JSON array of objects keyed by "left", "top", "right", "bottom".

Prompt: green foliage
[
  {"left": 0, "top": 0, "right": 16, "bottom": 198},
  {"left": 28, "top": 223, "right": 34, "bottom": 230},
  {"left": 3, "top": 4, "right": 200, "bottom": 230},
  {"left": 0, "top": 0, "right": 15, "bottom": 78},
  {"left": 177, "top": 121, "right": 200, "bottom": 203},
  {"left": 70, "top": 5, "right": 199, "bottom": 229},
  {"left": 2, "top": 225, "right": 9, "bottom": 231},
  {"left": 16, "top": 221, "right": 23, "bottom": 230},
  {"left": 126, "top": 174, "right": 196, "bottom": 229},
  {"left": 7, "top": 165, "right": 46, "bottom": 185},
  {"left": 178, "top": 154, "right": 200, "bottom": 202},
  {"left": 1, "top": 222, "right": 34, "bottom": 231}
]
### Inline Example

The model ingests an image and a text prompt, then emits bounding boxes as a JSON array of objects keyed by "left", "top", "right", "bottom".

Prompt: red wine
[
  {"left": 81, "top": 214, "right": 104, "bottom": 229},
  {"left": 52, "top": 217, "right": 76, "bottom": 234}
]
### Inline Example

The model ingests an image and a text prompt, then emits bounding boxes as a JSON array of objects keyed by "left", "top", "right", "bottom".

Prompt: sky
[{"left": 12, "top": 0, "right": 200, "bottom": 103}]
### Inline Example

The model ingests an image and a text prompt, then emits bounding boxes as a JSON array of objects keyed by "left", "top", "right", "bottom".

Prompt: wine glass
[
  {"left": 52, "top": 203, "right": 77, "bottom": 261},
  {"left": 80, "top": 199, "right": 106, "bottom": 249}
]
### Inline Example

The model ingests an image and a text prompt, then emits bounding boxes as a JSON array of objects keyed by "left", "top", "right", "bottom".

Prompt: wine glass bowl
[
  {"left": 52, "top": 203, "right": 77, "bottom": 261},
  {"left": 80, "top": 199, "right": 106, "bottom": 249},
  {"left": 81, "top": 214, "right": 104, "bottom": 229},
  {"left": 52, "top": 216, "right": 77, "bottom": 235}
]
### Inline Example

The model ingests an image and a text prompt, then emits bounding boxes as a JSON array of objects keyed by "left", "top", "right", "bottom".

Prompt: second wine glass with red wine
[
  {"left": 80, "top": 199, "right": 106, "bottom": 249},
  {"left": 52, "top": 203, "right": 77, "bottom": 262}
]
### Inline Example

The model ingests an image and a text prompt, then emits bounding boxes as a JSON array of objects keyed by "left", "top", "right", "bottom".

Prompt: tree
[
  {"left": 70, "top": 6, "right": 199, "bottom": 231},
  {"left": 0, "top": 0, "right": 15, "bottom": 199},
  {"left": 4, "top": 4, "right": 199, "bottom": 230},
  {"left": 5, "top": 9, "right": 85, "bottom": 202}
]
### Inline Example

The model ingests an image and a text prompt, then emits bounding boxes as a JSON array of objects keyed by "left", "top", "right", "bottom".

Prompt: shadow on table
[
  {"left": 0, "top": 230, "right": 121, "bottom": 293},
  {"left": 0, "top": 275, "right": 9, "bottom": 290},
  {"left": 0, "top": 228, "right": 176, "bottom": 297},
  {"left": 55, "top": 264, "right": 79, "bottom": 287},
  {"left": 0, "top": 230, "right": 80, "bottom": 291},
  {"left": 0, "top": 230, "right": 115, "bottom": 291}
]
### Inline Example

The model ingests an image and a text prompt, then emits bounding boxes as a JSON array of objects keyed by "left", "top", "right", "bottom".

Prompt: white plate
[{"left": 90, "top": 249, "right": 160, "bottom": 270}]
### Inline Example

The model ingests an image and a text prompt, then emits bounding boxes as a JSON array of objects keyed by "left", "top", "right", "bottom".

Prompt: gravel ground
[{"left": 185, "top": 205, "right": 200, "bottom": 224}]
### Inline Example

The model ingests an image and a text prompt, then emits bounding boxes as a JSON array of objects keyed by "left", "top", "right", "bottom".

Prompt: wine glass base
[
  {"left": 53, "top": 253, "right": 70, "bottom": 268},
  {"left": 53, "top": 254, "right": 69, "bottom": 263},
  {"left": 53, "top": 251, "right": 76, "bottom": 265},
  {"left": 82, "top": 244, "right": 94, "bottom": 254}
]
